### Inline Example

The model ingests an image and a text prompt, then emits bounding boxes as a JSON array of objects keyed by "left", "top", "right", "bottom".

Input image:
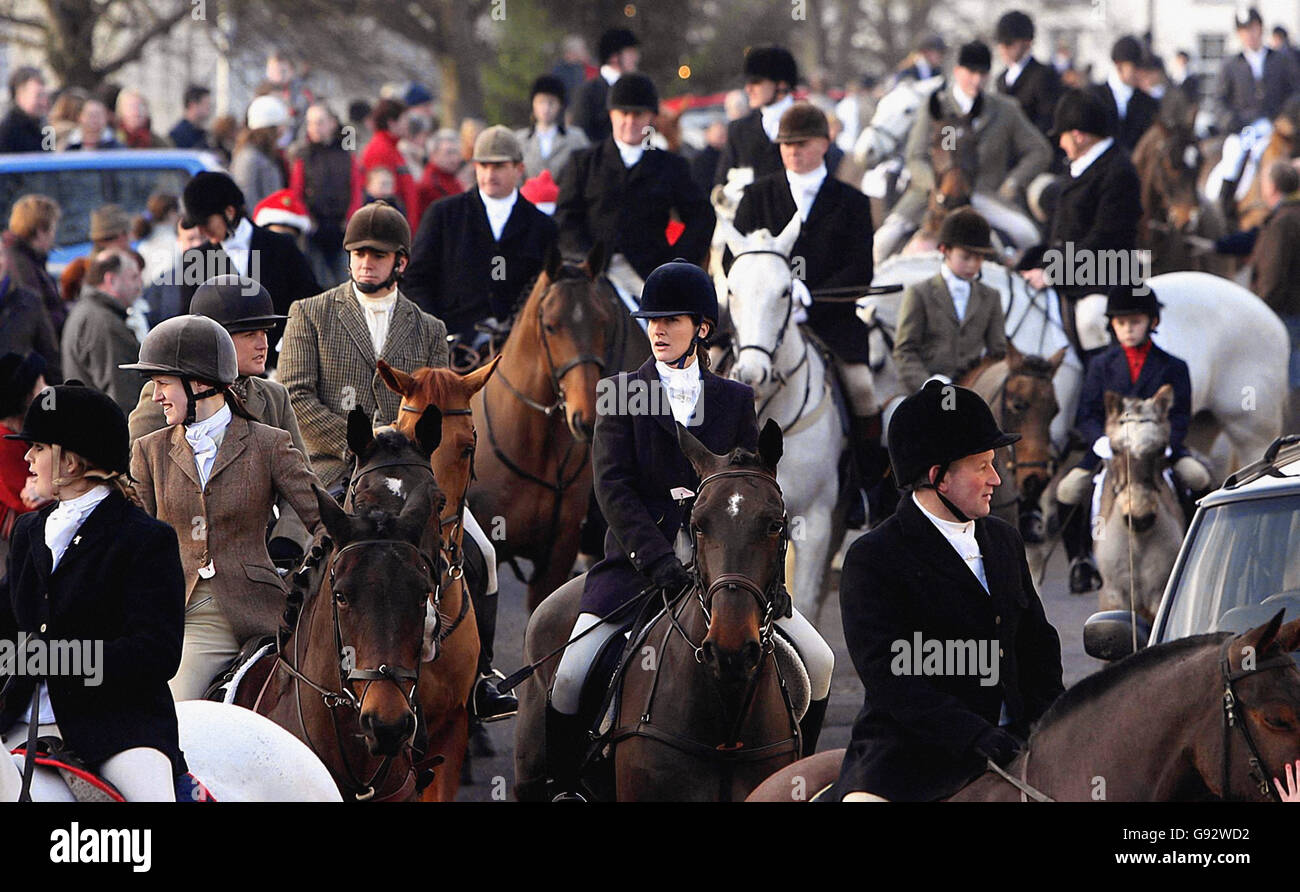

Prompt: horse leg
[{"left": 420, "top": 708, "right": 469, "bottom": 802}]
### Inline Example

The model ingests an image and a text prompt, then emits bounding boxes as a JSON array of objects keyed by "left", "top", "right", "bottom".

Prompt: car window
[
  {"left": 0, "top": 166, "right": 193, "bottom": 251},
  {"left": 1162, "top": 495, "right": 1300, "bottom": 639}
]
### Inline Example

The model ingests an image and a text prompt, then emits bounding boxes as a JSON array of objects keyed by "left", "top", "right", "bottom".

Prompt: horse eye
[
  {"left": 462, "top": 445, "right": 474, "bottom": 458},
  {"left": 544, "top": 323, "right": 559, "bottom": 335},
  {"left": 768, "top": 520, "right": 785, "bottom": 536},
  {"left": 1263, "top": 712, "right": 1295, "bottom": 731},
  {"left": 334, "top": 590, "right": 348, "bottom": 606}
]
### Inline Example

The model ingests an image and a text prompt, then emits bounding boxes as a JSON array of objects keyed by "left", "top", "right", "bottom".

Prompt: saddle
[
  {"left": 8, "top": 738, "right": 216, "bottom": 803},
  {"left": 203, "top": 635, "right": 278, "bottom": 704}
]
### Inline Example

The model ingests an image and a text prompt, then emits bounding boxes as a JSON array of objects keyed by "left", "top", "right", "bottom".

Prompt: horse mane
[
  {"left": 517, "top": 261, "right": 592, "bottom": 321},
  {"left": 1031, "top": 632, "right": 1230, "bottom": 736}
]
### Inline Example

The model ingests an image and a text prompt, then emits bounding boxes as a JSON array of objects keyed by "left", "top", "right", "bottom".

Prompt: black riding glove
[
  {"left": 648, "top": 555, "right": 693, "bottom": 596},
  {"left": 973, "top": 726, "right": 1022, "bottom": 768}
]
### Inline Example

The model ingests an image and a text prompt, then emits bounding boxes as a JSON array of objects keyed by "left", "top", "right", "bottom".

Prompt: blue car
[{"left": 0, "top": 149, "right": 223, "bottom": 273}]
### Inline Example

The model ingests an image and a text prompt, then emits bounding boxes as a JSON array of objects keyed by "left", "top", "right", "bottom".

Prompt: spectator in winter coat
[{"left": 0, "top": 67, "right": 48, "bottom": 153}]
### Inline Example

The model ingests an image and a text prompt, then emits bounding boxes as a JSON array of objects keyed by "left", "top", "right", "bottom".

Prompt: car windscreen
[
  {"left": 1161, "top": 494, "right": 1300, "bottom": 640},
  {"left": 0, "top": 166, "right": 192, "bottom": 249}
]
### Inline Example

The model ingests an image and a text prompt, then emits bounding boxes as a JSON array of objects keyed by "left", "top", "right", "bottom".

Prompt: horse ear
[
  {"left": 377, "top": 359, "right": 415, "bottom": 397},
  {"left": 543, "top": 242, "right": 563, "bottom": 281},
  {"left": 927, "top": 90, "right": 942, "bottom": 120},
  {"left": 464, "top": 354, "right": 501, "bottom": 394},
  {"left": 1103, "top": 390, "right": 1123, "bottom": 420},
  {"left": 584, "top": 240, "right": 609, "bottom": 277},
  {"left": 758, "top": 418, "right": 783, "bottom": 472},
  {"left": 346, "top": 408, "right": 373, "bottom": 457},
  {"left": 1275, "top": 616, "right": 1300, "bottom": 653},
  {"left": 1236, "top": 609, "right": 1289, "bottom": 661},
  {"left": 1047, "top": 346, "right": 1069, "bottom": 373},
  {"left": 715, "top": 215, "right": 746, "bottom": 256},
  {"left": 676, "top": 421, "right": 721, "bottom": 478},
  {"left": 1151, "top": 383, "right": 1175, "bottom": 419},
  {"left": 773, "top": 213, "right": 801, "bottom": 258},
  {"left": 396, "top": 480, "right": 436, "bottom": 540},
  {"left": 1004, "top": 341, "right": 1023, "bottom": 367},
  {"left": 314, "top": 485, "right": 351, "bottom": 544},
  {"left": 412, "top": 405, "right": 443, "bottom": 458}
]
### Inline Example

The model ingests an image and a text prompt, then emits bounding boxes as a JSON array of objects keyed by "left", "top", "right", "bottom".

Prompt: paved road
[{"left": 455, "top": 533, "right": 1109, "bottom": 800}]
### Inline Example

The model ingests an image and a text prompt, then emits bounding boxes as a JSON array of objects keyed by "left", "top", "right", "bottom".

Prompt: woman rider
[
  {"left": 123, "top": 315, "right": 322, "bottom": 702},
  {"left": 544, "top": 259, "right": 835, "bottom": 800},
  {"left": 0, "top": 383, "right": 186, "bottom": 800}
]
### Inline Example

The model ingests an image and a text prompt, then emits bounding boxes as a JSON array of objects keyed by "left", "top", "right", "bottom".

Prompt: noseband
[
  {"left": 1219, "top": 636, "right": 1295, "bottom": 802},
  {"left": 494, "top": 285, "right": 607, "bottom": 419}
]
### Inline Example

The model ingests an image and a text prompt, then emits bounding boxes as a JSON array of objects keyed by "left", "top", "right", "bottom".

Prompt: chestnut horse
[
  {"left": 468, "top": 244, "right": 616, "bottom": 610},
  {"left": 235, "top": 422, "right": 444, "bottom": 802},
  {"left": 748, "top": 612, "right": 1300, "bottom": 801},
  {"left": 515, "top": 421, "right": 803, "bottom": 801}
]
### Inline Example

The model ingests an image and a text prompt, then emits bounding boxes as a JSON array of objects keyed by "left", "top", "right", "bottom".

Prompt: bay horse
[
  {"left": 748, "top": 611, "right": 1300, "bottom": 801},
  {"left": 1094, "top": 385, "right": 1185, "bottom": 624},
  {"left": 960, "top": 343, "right": 1069, "bottom": 542},
  {"left": 515, "top": 421, "right": 804, "bottom": 801},
  {"left": 234, "top": 473, "right": 441, "bottom": 802},
  {"left": 901, "top": 110, "right": 977, "bottom": 256},
  {"left": 467, "top": 244, "right": 616, "bottom": 610}
]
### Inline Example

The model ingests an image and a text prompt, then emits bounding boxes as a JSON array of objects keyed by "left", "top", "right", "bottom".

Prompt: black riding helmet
[
  {"left": 887, "top": 379, "right": 1020, "bottom": 521},
  {"left": 181, "top": 171, "right": 246, "bottom": 229},
  {"left": 1105, "top": 282, "right": 1163, "bottom": 326},
  {"left": 632, "top": 260, "right": 718, "bottom": 368},
  {"left": 5, "top": 382, "right": 131, "bottom": 477},
  {"left": 191, "top": 274, "right": 288, "bottom": 333},
  {"left": 744, "top": 45, "right": 799, "bottom": 88}
]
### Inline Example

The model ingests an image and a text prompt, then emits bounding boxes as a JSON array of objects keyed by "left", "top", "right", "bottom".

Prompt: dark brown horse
[
  {"left": 236, "top": 440, "right": 443, "bottom": 802},
  {"left": 748, "top": 612, "right": 1300, "bottom": 801},
  {"left": 904, "top": 109, "right": 977, "bottom": 254},
  {"left": 961, "top": 343, "right": 1068, "bottom": 541},
  {"left": 515, "top": 420, "right": 803, "bottom": 801},
  {"left": 467, "top": 244, "right": 619, "bottom": 609}
]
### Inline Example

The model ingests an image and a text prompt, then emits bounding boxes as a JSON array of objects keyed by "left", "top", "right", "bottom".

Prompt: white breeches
[
  {"left": 1, "top": 722, "right": 174, "bottom": 802},
  {"left": 462, "top": 507, "right": 498, "bottom": 594}
]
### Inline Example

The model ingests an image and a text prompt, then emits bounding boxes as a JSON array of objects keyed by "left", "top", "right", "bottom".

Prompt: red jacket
[
  {"left": 360, "top": 130, "right": 424, "bottom": 227},
  {"left": 0, "top": 424, "right": 37, "bottom": 538},
  {"left": 288, "top": 155, "right": 365, "bottom": 223},
  {"left": 418, "top": 163, "right": 464, "bottom": 212}
]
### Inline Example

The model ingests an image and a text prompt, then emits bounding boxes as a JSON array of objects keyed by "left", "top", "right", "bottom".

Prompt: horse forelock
[
  {"left": 1031, "top": 633, "right": 1231, "bottom": 738},
  {"left": 411, "top": 366, "right": 474, "bottom": 411}
]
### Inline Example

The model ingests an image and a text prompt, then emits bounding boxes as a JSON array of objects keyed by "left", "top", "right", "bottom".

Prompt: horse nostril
[
  {"left": 744, "top": 640, "right": 761, "bottom": 670},
  {"left": 701, "top": 641, "right": 717, "bottom": 667}
]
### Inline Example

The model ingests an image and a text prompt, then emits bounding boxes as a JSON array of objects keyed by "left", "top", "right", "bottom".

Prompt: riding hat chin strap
[
  {"left": 667, "top": 323, "right": 705, "bottom": 369},
  {"left": 919, "top": 461, "right": 972, "bottom": 523}
]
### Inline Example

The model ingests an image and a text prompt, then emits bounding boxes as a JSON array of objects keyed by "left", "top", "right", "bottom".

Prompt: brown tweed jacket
[
  {"left": 128, "top": 375, "right": 314, "bottom": 549},
  {"left": 278, "top": 282, "right": 449, "bottom": 488},
  {"left": 893, "top": 273, "right": 1007, "bottom": 394},
  {"left": 131, "top": 413, "right": 323, "bottom": 642}
]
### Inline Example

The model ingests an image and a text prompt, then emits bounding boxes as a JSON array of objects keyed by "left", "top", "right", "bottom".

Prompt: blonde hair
[
  {"left": 53, "top": 446, "right": 143, "bottom": 508},
  {"left": 9, "top": 194, "right": 60, "bottom": 240}
]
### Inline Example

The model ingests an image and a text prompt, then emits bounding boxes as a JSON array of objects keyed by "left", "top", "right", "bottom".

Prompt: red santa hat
[
  {"left": 253, "top": 188, "right": 313, "bottom": 233},
  {"left": 521, "top": 169, "right": 559, "bottom": 213}
]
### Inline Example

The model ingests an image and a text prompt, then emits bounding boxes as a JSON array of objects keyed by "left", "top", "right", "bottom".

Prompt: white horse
[
  {"left": 716, "top": 214, "right": 849, "bottom": 621},
  {"left": 864, "top": 255, "right": 1288, "bottom": 477},
  {"left": 853, "top": 74, "right": 944, "bottom": 174},
  {"left": 1, "top": 700, "right": 343, "bottom": 802}
]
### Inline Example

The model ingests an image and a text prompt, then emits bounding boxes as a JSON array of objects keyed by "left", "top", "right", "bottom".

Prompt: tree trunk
[{"left": 42, "top": 0, "right": 98, "bottom": 87}]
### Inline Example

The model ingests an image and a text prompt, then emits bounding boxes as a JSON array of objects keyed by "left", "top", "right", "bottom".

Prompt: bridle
[
  {"left": 491, "top": 286, "right": 607, "bottom": 420},
  {"left": 399, "top": 403, "right": 476, "bottom": 579},
  {"left": 1218, "top": 636, "right": 1295, "bottom": 802}
]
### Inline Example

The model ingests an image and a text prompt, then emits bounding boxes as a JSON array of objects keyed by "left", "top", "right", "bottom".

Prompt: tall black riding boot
[
  {"left": 848, "top": 415, "right": 886, "bottom": 529},
  {"left": 799, "top": 696, "right": 829, "bottom": 758},
  {"left": 1059, "top": 497, "right": 1100, "bottom": 594},
  {"left": 544, "top": 702, "right": 589, "bottom": 802},
  {"left": 469, "top": 588, "right": 517, "bottom": 722}
]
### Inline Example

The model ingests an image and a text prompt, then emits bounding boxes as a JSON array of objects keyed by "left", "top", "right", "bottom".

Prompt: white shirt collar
[
  {"left": 916, "top": 59, "right": 935, "bottom": 79},
  {"left": 480, "top": 189, "right": 518, "bottom": 241},
  {"left": 952, "top": 83, "right": 978, "bottom": 116},
  {"left": 759, "top": 94, "right": 795, "bottom": 142},
  {"left": 1070, "top": 136, "right": 1114, "bottom": 177},
  {"left": 601, "top": 65, "right": 621, "bottom": 86},
  {"left": 913, "top": 492, "right": 988, "bottom": 592},
  {"left": 223, "top": 217, "right": 254, "bottom": 252},
  {"left": 613, "top": 137, "right": 645, "bottom": 168},
  {"left": 785, "top": 163, "right": 827, "bottom": 221},
  {"left": 1004, "top": 56, "right": 1028, "bottom": 87},
  {"left": 352, "top": 282, "right": 398, "bottom": 306},
  {"left": 940, "top": 263, "right": 972, "bottom": 314},
  {"left": 655, "top": 359, "right": 703, "bottom": 426},
  {"left": 45, "top": 484, "right": 111, "bottom": 570},
  {"left": 186, "top": 402, "right": 232, "bottom": 438},
  {"left": 1107, "top": 69, "right": 1133, "bottom": 111},
  {"left": 1244, "top": 46, "right": 1267, "bottom": 79}
]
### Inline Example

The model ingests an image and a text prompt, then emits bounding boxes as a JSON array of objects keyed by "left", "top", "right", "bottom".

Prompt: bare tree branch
[
  {"left": 0, "top": 12, "right": 46, "bottom": 30},
  {"left": 95, "top": 2, "right": 192, "bottom": 77}
]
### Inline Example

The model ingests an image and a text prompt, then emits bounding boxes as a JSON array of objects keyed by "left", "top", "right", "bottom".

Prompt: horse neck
[
  {"left": 1025, "top": 645, "right": 1222, "bottom": 800},
  {"left": 961, "top": 358, "right": 1008, "bottom": 399},
  {"left": 497, "top": 298, "right": 554, "bottom": 400}
]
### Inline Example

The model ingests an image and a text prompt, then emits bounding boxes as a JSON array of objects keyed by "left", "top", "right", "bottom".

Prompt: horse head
[
  {"left": 1103, "top": 384, "right": 1174, "bottom": 534},
  {"left": 998, "top": 343, "right": 1067, "bottom": 505},
  {"left": 313, "top": 481, "right": 439, "bottom": 758},
  {"left": 676, "top": 419, "right": 786, "bottom": 689},
  {"left": 719, "top": 214, "right": 801, "bottom": 398},
  {"left": 1205, "top": 612, "right": 1300, "bottom": 800},
  {"left": 523, "top": 243, "right": 612, "bottom": 441},
  {"left": 344, "top": 406, "right": 447, "bottom": 521},
  {"left": 857, "top": 74, "right": 942, "bottom": 170},
  {"left": 379, "top": 357, "right": 499, "bottom": 531}
]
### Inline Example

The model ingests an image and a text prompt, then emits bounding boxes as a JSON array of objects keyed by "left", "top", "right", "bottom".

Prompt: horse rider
[
  {"left": 403, "top": 125, "right": 558, "bottom": 345},
  {"left": 128, "top": 274, "right": 313, "bottom": 567},
  {"left": 832, "top": 378, "right": 1064, "bottom": 802},
  {"left": 555, "top": 72, "right": 714, "bottom": 307},
  {"left": 0, "top": 384, "right": 187, "bottom": 800},
  {"left": 876, "top": 40, "right": 1052, "bottom": 261},
  {"left": 730, "top": 101, "right": 884, "bottom": 524},
  {"left": 994, "top": 10, "right": 1062, "bottom": 140},
  {"left": 1054, "top": 284, "right": 1209, "bottom": 595},
  {"left": 176, "top": 171, "right": 320, "bottom": 367},
  {"left": 278, "top": 200, "right": 516, "bottom": 720},
  {"left": 1017, "top": 89, "right": 1142, "bottom": 366},
  {"left": 712, "top": 45, "right": 798, "bottom": 187},
  {"left": 1087, "top": 36, "right": 1158, "bottom": 154},
  {"left": 543, "top": 261, "right": 836, "bottom": 801},
  {"left": 570, "top": 28, "right": 640, "bottom": 145},
  {"left": 123, "top": 315, "right": 323, "bottom": 702},
  {"left": 893, "top": 208, "right": 1007, "bottom": 397},
  {"left": 1217, "top": 7, "right": 1300, "bottom": 136},
  {"left": 895, "top": 33, "right": 948, "bottom": 85},
  {"left": 517, "top": 75, "right": 590, "bottom": 182}
]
